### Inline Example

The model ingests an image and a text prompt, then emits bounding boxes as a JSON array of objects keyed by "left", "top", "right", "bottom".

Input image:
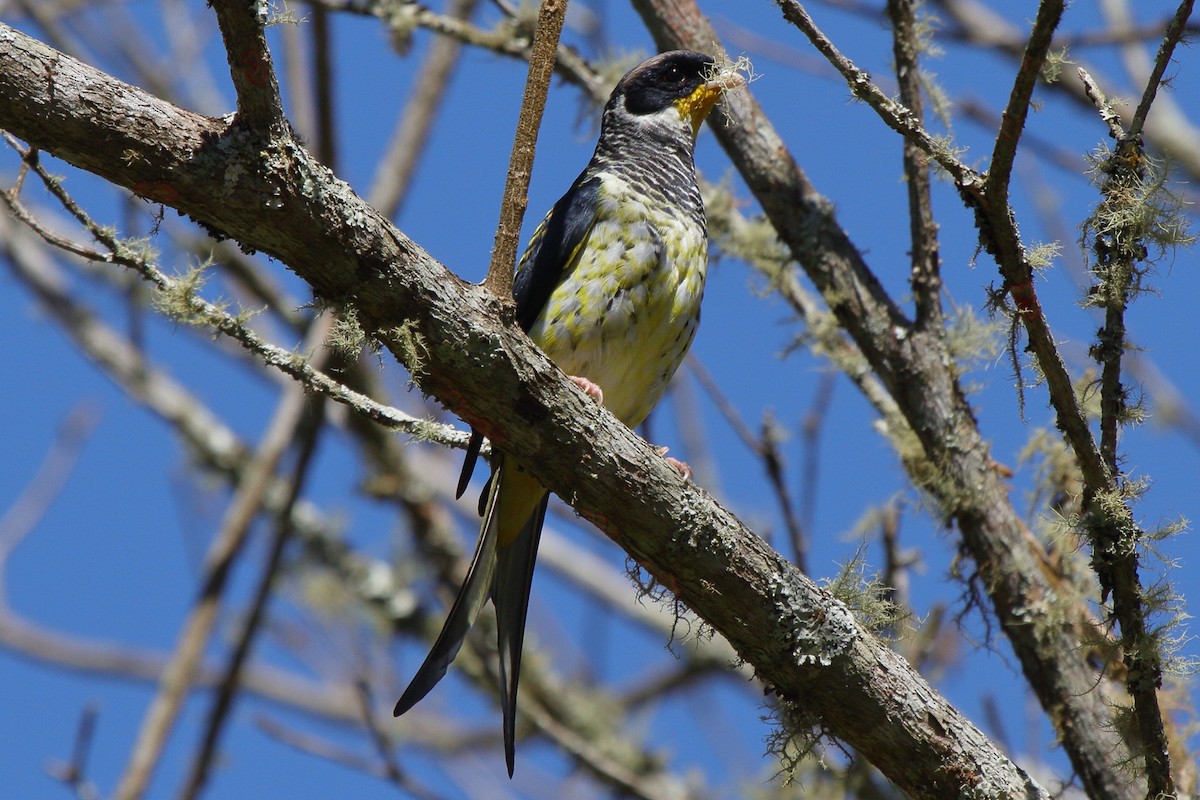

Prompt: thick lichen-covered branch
[{"left": 1076, "top": 8, "right": 1197, "bottom": 791}]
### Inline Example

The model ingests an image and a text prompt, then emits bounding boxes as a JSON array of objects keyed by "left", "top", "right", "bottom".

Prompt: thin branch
[
  {"left": 45, "top": 704, "right": 102, "bottom": 800},
  {"left": 0, "top": 152, "right": 459, "bottom": 449},
  {"left": 760, "top": 411, "right": 808, "bottom": 570},
  {"left": 352, "top": 680, "right": 406, "bottom": 786},
  {"left": 1119, "top": 0, "right": 1195, "bottom": 143},
  {"left": 0, "top": 403, "right": 100, "bottom": 594},
  {"left": 619, "top": 660, "right": 728, "bottom": 709},
  {"left": 537, "top": 527, "right": 745, "bottom": 671},
  {"left": 112, "top": 329, "right": 322, "bottom": 800},
  {"left": 310, "top": 0, "right": 606, "bottom": 101},
  {"left": 774, "top": 0, "right": 976, "bottom": 187},
  {"left": 484, "top": 0, "right": 568, "bottom": 298},
  {"left": 1128, "top": 355, "right": 1200, "bottom": 451},
  {"left": 983, "top": 0, "right": 1064, "bottom": 208},
  {"left": 179, "top": 323, "right": 331, "bottom": 800},
  {"left": 799, "top": 370, "right": 835, "bottom": 545},
  {"left": 254, "top": 713, "right": 457, "bottom": 797},
  {"left": 1076, "top": 8, "right": 1197, "bottom": 793},
  {"left": 1078, "top": 68, "right": 1126, "bottom": 142},
  {"left": 311, "top": 3, "right": 338, "bottom": 167},
  {"left": 685, "top": 357, "right": 761, "bottom": 454},
  {"left": 280, "top": 13, "right": 316, "bottom": 140},
  {"left": 521, "top": 700, "right": 693, "bottom": 800},
  {"left": 209, "top": 0, "right": 288, "bottom": 130},
  {"left": 886, "top": 0, "right": 942, "bottom": 328},
  {"left": 367, "top": 0, "right": 479, "bottom": 219},
  {"left": 958, "top": 95, "right": 1093, "bottom": 176}
]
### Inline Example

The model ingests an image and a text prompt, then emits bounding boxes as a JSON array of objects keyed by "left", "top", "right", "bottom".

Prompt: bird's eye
[{"left": 663, "top": 66, "right": 684, "bottom": 83}]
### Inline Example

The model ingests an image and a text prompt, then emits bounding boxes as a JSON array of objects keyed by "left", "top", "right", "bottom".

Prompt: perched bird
[{"left": 394, "top": 50, "right": 742, "bottom": 775}]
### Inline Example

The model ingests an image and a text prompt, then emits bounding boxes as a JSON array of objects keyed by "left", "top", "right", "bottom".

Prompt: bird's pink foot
[
  {"left": 569, "top": 375, "right": 604, "bottom": 405},
  {"left": 655, "top": 446, "right": 693, "bottom": 482}
]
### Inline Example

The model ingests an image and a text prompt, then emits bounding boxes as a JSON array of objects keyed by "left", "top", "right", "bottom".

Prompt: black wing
[
  {"left": 513, "top": 172, "right": 602, "bottom": 332},
  {"left": 455, "top": 172, "right": 602, "bottom": 499}
]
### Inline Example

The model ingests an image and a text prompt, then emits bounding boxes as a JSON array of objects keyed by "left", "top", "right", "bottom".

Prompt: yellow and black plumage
[{"left": 394, "top": 50, "right": 741, "bottom": 775}]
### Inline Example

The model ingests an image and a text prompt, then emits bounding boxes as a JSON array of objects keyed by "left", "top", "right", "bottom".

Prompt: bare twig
[
  {"left": 209, "top": 0, "right": 287, "bottom": 131},
  {"left": 280, "top": 14, "right": 316, "bottom": 140},
  {"left": 886, "top": 0, "right": 942, "bottom": 328},
  {"left": 0, "top": 403, "right": 100, "bottom": 591},
  {"left": 254, "top": 714, "right": 455, "bottom": 794},
  {"left": 311, "top": 3, "right": 338, "bottom": 167},
  {"left": 521, "top": 700, "right": 696, "bottom": 800},
  {"left": 799, "top": 370, "right": 835, "bottom": 545},
  {"left": 878, "top": 502, "right": 907, "bottom": 611},
  {"left": 685, "top": 357, "right": 761, "bottom": 455},
  {"left": 180, "top": 322, "right": 332, "bottom": 800},
  {"left": 774, "top": 0, "right": 976, "bottom": 187},
  {"left": 45, "top": 704, "right": 102, "bottom": 800},
  {"left": 309, "top": 0, "right": 606, "bottom": 101},
  {"left": 484, "top": 0, "right": 569, "bottom": 298},
  {"left": 113, "top": 329, "right": 323, "bottom": 799},
  {"left": 1116, "top": 0, "right": 1195, "bottom": 143},
  {"left": 1129, "top": 355, "right": 1200, "bottom": 451},
  {"left": 368, "top": 0, "right": 479, "bottom": 219},
  {"left": 760, "top": 411, "right": 808, "bottom": 570},
  {"left": 983, "top": 0, "right": 1064, "bottom": 209},
  {"left": 353, "top": 679, "right": 407, "bottom": 786},
  {"left": 619, "top": 660, "right": 728, "bottom": 709}
]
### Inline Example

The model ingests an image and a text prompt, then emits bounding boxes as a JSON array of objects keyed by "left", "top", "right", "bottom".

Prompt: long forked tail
[
  {"left": 393, "top": 461, "right": 504, "bottom": 716},
  {"left": 492, "top": 494, "right": 549, "bottom": 777}
]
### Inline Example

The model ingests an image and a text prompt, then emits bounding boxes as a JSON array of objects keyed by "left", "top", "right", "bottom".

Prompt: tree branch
[
  {"left": 983, "top": 0, "right": 1064, "bottom": 208},
  {"left": 1075, "top": 7, "right": 1197, "bottom": 794},
  {"left": 484, "top": 0, "right": 568, "bottom": 297},
  {"left": 112, "top": 319, "right": 321, "bottom": 800},
  {"left": 886, "top": 0, "right": 943, "bottom": 329},
  {"left": 366, "top": 0, "right": 479, "bottom": 219},
  {"left": 628, "top": 2, "right": 1140, "bottom": 797},
  {"left": 180, "top": 324, "right": 331, "bottom": 800},
  {"left": 210, "top": 0, "right": 288, "bottom": 131}
]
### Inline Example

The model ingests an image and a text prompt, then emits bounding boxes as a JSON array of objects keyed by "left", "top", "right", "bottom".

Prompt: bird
[{"left": 394, "top": 50, "right": 742, "bottom": 775}]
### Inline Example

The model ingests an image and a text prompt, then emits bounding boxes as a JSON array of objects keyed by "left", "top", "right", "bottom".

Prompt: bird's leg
[
  {"left": 569, "top": 375, "right": 604, "bottom": 405},
  {"left": 654, "top": 446, "right": 693, "bottom": 482}
]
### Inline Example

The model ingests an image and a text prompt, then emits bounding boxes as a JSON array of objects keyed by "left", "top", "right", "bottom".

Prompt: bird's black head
[
  {"left": 604, "top": 51, "right": 742, "bottom": 140},
  {"left": 616, "top": 50, "right": 716, "bottom": 116}
]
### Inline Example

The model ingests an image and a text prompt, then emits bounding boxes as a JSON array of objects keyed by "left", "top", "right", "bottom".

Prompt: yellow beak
[{"left": 677, "top": 71, "right": 746, "bottom": 135}]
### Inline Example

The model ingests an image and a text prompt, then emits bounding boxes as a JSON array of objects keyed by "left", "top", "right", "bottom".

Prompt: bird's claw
[
  {"left": 655, "top": 446, "right": 693, "bottom": 482},
  {"left": 569, "top": 375, "right": 604, "bottom": 405}
]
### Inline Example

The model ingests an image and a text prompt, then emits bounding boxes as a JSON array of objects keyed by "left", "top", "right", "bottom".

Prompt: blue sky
[{"left": 2, "top": 1, "right": 1198, "bottom": 797}]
